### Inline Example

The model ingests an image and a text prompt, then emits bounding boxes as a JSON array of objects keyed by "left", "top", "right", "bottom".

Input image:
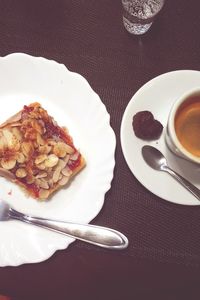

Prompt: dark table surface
[{"left": 0, "top": 0, "right": 200, "bottom": 299}]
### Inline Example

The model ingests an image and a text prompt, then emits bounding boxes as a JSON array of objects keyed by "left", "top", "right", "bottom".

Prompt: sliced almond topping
[
  {"left": 2, "top": 129, "right": 13, "bottom": 140},
  {"left": 38, "top": 120, "right": 45, "bottom": 131},
  {"left": 0, "top": 111, "right": 22, "bottom": 128},
  {"left": 36, "top": 172, "right": 47, "bottom": 179},
  {"left": 44, "top": 154, "right": 59, "bottom": 168},
  {"left": 63, "top": 154, "right": 70, "bottom": 164},
  {"left": 53, "top": 142, "right": 70, "bottom": 158},
  {"left": 52, "top": 166, "right": 62, "bottom": 183},
  {"left": 48, "top": 179, "right": 54, "bottom": 188},
  {"left": 39, "top": 189, "right": 50, "bottom": 199},
  {"left": 17, "top": 153, "right": 26, "bottom": 164},
  {"left": 65, "top": 144, "right": 75, "bottom": 154},
  {"left": 3, "top": 129, "right": 20, "bottom": 151},
  {"left": 58, "top": 175, "right": 69, "bottom": 186},
  {"left": 70, "top": 151, "right": 79, "bottom": 161},
  {"left": 38, "top": 144, "right": 52, "bottom": 154},
  {"left": 57, "top": 159, "right": 67, "bottom": 169},
  {"left": 12, "top": 127, "right": 22, "bottom": 142},
  {"left": 36, "top": 178, "right": 49, "bottom": 189},
  {"left": 32, "top": 120, "right": 43, "bottom": 134},
  {"left": 47, "top": 167, "right": 53, "bottom": 175},
  {"left": 37, "top": 162, "right": 46, "bottom": 170},
  {"left": 21, "top": 141, "right": 34, "bottom": 157},
  {"left": 0, "top": 168, "right": 16, "bottom": 180},
  {"left": 0, "top": 135, "right": 8, "bottom": 149},
  {"left": 35, "top": 154, "right": 47, "bottom": 165},
  {"left": 37, "top": 133, "right": 45, "bottom": 146},
  {"left": 10, "top": 122, "right": 22, "bottom": 127},
  {"left": 1, "top": 158, "right": 16, "bottom": 170},
  {"left": 61, "top": 166, "right": 72, "bottom": 177},
  {"left": 16, "top": 168, "right": 27, "bottom": 178},
  {"left": 13, "top": 141, "right": 20, "bottom": 151}
]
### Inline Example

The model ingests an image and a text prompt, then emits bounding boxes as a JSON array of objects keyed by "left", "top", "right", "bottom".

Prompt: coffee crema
[{"left": 175, "top": 96, "right": 200, "bottom": 157}]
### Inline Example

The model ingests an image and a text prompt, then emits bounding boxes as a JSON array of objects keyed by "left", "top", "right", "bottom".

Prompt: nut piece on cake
[{"left": 0, "top": 102, "right": 85, "bottom": 200}]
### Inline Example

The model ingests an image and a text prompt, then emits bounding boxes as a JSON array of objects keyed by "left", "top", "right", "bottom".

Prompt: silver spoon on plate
[{"left": 142, "top": 145, "right": 200, "bottom": 201}]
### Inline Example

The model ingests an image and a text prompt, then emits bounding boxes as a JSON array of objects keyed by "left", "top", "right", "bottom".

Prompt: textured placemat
[{"left": 0, "top": 0, "right": 199, "bottom": 273}]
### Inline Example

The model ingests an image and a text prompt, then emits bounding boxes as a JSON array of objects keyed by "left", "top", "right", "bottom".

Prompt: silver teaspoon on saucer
[
  {"left": 0, "top": 199, "right": 128, "bottom": 250},
  {"left": 142, "top": 145, "right": 200, "bottom": 201}
]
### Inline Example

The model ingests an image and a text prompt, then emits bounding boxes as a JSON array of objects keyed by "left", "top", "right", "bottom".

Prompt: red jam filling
[
  {"left": 68, "top": 154, "right": 81, "bottom": 171},
  {"left": 23, "top": 105, "right": 34, "bottom": 113},
  {"left": 45, "top": 121, "right": 72, "bottom": 145},
  {"left": 28, "top": 183, "right": 40, "bottom": 198}
]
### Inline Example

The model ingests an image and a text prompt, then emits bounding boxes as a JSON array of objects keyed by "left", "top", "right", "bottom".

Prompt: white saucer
[{"left": 120, "top": 70, "right": 200, "bottom": 206}]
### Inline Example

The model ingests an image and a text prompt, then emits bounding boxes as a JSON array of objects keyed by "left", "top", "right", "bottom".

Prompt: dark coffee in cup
[
  {"left": 166, "top": 89, "right": 200, "bottom": 164},
  {"left": 175, "top": 95, "right": 200, "bottom": 157}
]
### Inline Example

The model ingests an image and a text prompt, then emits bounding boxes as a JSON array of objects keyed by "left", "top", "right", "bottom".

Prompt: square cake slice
[{"left": 0, "top": 102, "right": 85, "bottom": 200}]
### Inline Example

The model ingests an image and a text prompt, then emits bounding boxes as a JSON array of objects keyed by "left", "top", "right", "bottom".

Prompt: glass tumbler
[{"left": 122, "top": 0, "right": 165, "bottom": 35}]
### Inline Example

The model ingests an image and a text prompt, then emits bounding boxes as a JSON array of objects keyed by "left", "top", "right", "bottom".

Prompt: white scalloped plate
[{"left": 0, "top": 53, "right": 116, "bottom": 266}]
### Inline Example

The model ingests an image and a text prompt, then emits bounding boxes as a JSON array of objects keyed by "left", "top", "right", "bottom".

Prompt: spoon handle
[
  {"left": 9, "top": 209, "right": 128, "bottom": 250},
  {"left": 165, "top": 166, "right": 200, "bottom": 201}
]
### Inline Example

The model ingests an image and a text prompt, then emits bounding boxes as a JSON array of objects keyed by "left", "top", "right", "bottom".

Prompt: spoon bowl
[{"left": 142, "top": 145, "right": 167, "bottom": 171}]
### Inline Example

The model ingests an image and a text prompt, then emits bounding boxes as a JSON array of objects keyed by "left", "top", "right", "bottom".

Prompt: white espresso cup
[{"left": 165, "top": 88, "right": 200, "bottom": 164}]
